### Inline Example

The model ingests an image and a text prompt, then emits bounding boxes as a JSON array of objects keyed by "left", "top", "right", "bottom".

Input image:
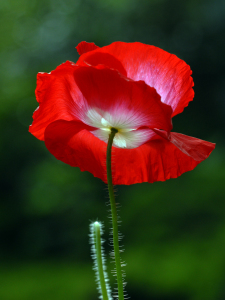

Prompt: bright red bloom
[{"left": 29, "top": 41, "right": 215, "bottom": 185}]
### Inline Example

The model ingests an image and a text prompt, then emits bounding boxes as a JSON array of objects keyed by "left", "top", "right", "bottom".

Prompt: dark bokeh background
[{"left": 1, "top": 0, "right": 225, "bottom": 299}]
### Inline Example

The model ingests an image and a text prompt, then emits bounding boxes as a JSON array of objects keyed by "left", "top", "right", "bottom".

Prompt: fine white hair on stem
[
  {"left": 90, "top": 221, "right": 113, "bottom": 300},
  {"left": 107, "top": 199, "right": 127, "bottom": 300}
]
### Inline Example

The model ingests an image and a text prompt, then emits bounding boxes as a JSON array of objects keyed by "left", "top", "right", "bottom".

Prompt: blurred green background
[{"left": 0, "top": 0, "right": 225, "bottom": 299}]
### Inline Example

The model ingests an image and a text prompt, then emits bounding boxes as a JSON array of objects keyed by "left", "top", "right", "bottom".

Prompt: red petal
[
  {"left": 76, "top": 42, "right": 194, "bottom": 117},
  {"left": 45, "top": 120, "right": 108, "bottom": 182},
  {"left": 170, "top": 132, "right": 216, "bottom": 161},
  {"left": 76, "top": 41, "right": 100, "bottom": 55},
  {"left": 45, "top": 119, "right": 215, "bottom": 185},
  {"left": 110, "top": 134, "right": 215, "bottom": 185},
  {"left": 73, "top": 65, "right": 173, "bottom": 132},
  {"left": 29, "top": 61, "right": 81, "bottom": 140},
  {"left": 76, "top": 48, "right": 127, "bottom": 76}
]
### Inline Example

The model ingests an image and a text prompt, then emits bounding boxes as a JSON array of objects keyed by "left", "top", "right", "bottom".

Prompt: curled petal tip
[{"left": 76, "top": 41, "right": 100, "bottom": 55}]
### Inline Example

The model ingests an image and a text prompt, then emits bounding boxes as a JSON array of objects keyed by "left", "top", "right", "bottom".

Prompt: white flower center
[{"left": 83, "top": 108, "right": 155, "bottom": 149}]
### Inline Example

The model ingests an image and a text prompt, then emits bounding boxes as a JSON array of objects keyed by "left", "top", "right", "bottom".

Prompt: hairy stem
[{"left": 107, "top": 128, "right": 124, "bottom": 300}]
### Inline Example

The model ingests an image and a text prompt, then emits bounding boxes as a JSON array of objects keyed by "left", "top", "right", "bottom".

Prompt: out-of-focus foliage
[{"left": 0, "top": 0, "right": 225, "bottom": 299}]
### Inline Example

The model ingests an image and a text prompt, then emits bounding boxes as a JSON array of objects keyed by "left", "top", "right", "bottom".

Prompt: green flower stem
[
  {"left": 93, "top": 222, "right": 110, "bottom": 300},
  {"left": 107, "top": 128, "right": 124, "bottom": 300}
]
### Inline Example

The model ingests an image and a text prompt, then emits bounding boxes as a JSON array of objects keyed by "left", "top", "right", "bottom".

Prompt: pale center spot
[
  {"left": 101, "top": 117, "right": 111, "bottom": 128},
  {"left": 83, "top": 108, "right": 155, "bottom": 149}
]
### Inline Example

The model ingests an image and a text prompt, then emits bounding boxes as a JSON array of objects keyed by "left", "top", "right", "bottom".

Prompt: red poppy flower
[{"left": 29, "top": 41, "right": 215, "bottom": 185}]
